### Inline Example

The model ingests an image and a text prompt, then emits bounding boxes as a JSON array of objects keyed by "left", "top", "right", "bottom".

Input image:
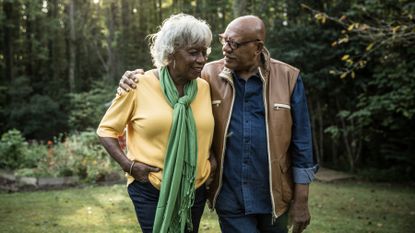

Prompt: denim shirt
[{"left": 215, "top": 72, "right": 317, "bottom": 215}]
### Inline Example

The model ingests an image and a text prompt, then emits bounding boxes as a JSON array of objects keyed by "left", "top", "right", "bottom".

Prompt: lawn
[{"left": 0, "top": 181, "right": 414, "bottom": 233}]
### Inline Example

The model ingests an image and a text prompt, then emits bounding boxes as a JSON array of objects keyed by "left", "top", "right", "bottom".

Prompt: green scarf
[{"left": 153, "top": 66, "right": 198, "bottom": 233}]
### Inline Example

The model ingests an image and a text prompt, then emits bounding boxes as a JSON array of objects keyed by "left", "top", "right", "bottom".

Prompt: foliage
[
  {"left": 4, "top": 76, "right": 67, "bottom": 140},
  {"left": 33, "top": 131, "right": 120, "bottom": 182},
  {"left": 0, "top": 129, "right": 47, "bottom": 170},
  {"left": 290, "top": 0, "right": 415, "bottom": 175},
  {"left": 0, "top": 129, "right": 28, "bottom": 169},
  {"left": 0, "top": 129, "right": 119, "bottom": 183},
  {"left": 67, "top": 81, "right": 115, "bottom": 132}
]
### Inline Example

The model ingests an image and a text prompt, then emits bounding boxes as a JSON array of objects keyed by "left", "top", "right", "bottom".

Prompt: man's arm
[{"left": 289, "top": 75, "right": 319, "bottom": 233}]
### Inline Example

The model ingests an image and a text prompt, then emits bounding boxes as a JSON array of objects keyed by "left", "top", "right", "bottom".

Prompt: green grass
[{"left": 0, "top": 181, "right": 414, "bottom": 233}]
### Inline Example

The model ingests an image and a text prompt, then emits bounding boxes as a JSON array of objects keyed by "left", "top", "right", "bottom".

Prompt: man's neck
[
  {"left": 234, "top": 55, "right": 262, "bottom": 80},
  {"left": 235, "top": 65, "right": 259, "bottom": 80}
]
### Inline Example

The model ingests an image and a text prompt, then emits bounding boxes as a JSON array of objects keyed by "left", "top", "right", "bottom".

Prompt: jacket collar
[{"left": 219, "top": 47, "right": 271, "bottom": 83}]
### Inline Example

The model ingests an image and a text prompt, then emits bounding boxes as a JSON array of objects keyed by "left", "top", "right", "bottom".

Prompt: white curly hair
[{"left": 148, "top": 13, "right": 212, "bottom": 68}]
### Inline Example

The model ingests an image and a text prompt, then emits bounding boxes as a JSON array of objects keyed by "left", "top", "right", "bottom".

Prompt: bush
[
  {"left": 67, "top": 81, "right": 114, "bottom": 132},
  {"left": 21, "top": 141, "right": 48, "bottom": 168},
  {"left": 0, "top": 129, "right": 29, "bottom": 169},
  {"left": 35, "top": 131, "right": 120, "bottom": 182},
  {"left": 0, "top": 129, "right": 121, "bottom": 183},
  {"left": 4, "top": 77, "right": 67, "bottom": 140}
]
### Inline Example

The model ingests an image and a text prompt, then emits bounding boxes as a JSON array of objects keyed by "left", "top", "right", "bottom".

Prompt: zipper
[
  {"left": 212, "top": 73, "right": 235, "bottom": 208},
  {"left": 258, "top": 67, "right": 278, "bottom": 219},
  {"left": 212, "top": 100, "right": 221, "bottom": 107},
  {"left": 273, "top": 103, "right": 291, "bottom": 110}
]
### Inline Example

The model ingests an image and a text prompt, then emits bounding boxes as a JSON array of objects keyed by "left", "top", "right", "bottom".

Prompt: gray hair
[{"left": 148, "top": 13, "right": 212, "bottom": 68}]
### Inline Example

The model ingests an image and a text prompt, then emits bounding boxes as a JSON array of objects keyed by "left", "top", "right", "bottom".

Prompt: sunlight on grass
[{"left": 0, "top": 181, "right": 414, "bottom": 233}]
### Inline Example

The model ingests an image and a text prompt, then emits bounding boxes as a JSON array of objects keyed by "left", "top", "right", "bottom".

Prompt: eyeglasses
[{"left": 219, "top": 34, "right": 261, "bottom": 50}]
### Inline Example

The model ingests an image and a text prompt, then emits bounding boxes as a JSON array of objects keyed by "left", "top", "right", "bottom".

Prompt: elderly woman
[{"left": 97, "top": 14, "right": 214, "bottom": 233}]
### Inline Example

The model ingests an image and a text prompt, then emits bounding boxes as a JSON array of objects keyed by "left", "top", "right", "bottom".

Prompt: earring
[{"left": 173, "top": 59, "right": 176, "bottom": 69}]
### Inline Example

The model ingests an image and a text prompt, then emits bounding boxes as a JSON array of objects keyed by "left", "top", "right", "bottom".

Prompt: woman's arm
[{"left": 99, "top": 136, "right": 160, "bottom": 182}]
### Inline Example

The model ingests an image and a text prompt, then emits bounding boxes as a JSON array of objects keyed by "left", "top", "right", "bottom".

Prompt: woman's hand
[{"left": 130, "top": 161, "right": 160, "bottom": 183}]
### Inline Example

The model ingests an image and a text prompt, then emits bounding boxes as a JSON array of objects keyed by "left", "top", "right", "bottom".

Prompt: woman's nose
[{"left": 195, "top": 52, "right": 207, "bottom": 63}]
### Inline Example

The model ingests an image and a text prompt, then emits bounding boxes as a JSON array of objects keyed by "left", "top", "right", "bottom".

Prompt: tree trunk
[
  {"left": 25, "top": 2, "right": 33, "bottom": 78},
  {"left": 158, "top": 0, "right": 162, "bottom": 23},
  {"left": 233, "top": 0, "right": 249, "bottom": 17},
  {"left": 68, "top": 0, "right": 76, "bottom": 92},
  {"left": 3, "top": 1, "right": 14, "bottom": 82},
  {"left": 317, "top": 100, "right": 324, "bottom": 164},
  {"left": 106, "top": 2, "right": 119, "bottom": 82}
]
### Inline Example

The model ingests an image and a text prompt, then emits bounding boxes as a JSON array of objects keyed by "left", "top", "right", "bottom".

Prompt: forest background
[{"left": 0, "top": 0, "right": 414, "bottom": 182}]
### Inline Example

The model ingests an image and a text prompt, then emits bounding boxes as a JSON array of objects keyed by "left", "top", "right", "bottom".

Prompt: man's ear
[{"left": 256, "top": 41, "right": 264, "bottom": 54}]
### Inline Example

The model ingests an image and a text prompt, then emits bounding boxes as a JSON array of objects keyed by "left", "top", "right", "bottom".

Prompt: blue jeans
[
  {"left": 127, "top": 180, "right": 206, "bottom": 233},
  {"left": 216, "top": 207, "right": 288, "bottom": 233}
]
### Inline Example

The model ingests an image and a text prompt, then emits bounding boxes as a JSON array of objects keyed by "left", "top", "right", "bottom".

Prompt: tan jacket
[{"left": 201, "top": 48, "right": 300, "bottom": 218}]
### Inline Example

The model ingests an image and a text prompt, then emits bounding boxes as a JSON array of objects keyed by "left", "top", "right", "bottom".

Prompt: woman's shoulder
[
  {"left": 137, "top": 69, "right": 158, "bottom": 83},
  {"left": 116, "top": 70, "right": 158, "bottom": 98},
  {"left": 196, "top": 77, "right": 210, "bottom": 88}
]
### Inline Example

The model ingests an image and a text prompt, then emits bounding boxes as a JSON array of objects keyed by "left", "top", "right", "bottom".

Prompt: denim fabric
[
  {"left": 127, "top": 180, "right": 206, "bottom": 233},
  {"left": 290, "top": 76, "right": 319, "bottom": 183},
  {"left": 217, "top": 209, "right": 288, "bottom": 233},
  {"left": 216, "top": 73, "right": 272, "bottom": 215}
]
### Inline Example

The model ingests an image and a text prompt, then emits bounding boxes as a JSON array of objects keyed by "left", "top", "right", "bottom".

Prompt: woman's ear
[{"left": 167, "top": 53, "right": 174, "bottom": 62}]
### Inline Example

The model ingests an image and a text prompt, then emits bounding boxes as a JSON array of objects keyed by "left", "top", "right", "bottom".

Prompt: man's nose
[{"left": 222, "top": 42, "right": 232, "bottom": 53}]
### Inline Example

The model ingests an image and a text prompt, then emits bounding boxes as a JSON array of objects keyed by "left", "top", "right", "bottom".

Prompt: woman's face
[{"left": 169, "top": 44, "right": 209, "bottom": 83}]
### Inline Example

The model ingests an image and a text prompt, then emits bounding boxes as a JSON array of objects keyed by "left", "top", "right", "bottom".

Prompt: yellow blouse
[{"left": 97, "top": 70, "right": 214, "bottom": 189}]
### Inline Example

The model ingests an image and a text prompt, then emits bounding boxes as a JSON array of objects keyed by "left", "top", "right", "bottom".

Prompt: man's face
[{"left": 220, "top": 24, "right": 260, "bottom": 72}]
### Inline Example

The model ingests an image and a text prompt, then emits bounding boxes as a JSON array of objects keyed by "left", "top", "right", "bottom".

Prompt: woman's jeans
[{"left": 127, "top": 180, "right": 206, "bottom": 233}]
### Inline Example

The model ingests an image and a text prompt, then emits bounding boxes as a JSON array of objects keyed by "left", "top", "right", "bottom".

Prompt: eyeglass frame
[{"left": 218, "top": 34, "right": 262, "bottom": 50}]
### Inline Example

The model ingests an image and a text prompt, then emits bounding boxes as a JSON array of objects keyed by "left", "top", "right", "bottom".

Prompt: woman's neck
[{"left": 166, "top": 66, "right": 186, "bottom": 96}]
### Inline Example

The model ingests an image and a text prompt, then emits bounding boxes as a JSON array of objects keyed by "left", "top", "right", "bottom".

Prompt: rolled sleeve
[
  {"left": 96, "top": 90, "right": 136, "bottom": 138},
  {"left": 293, "top": 165, "right": 319, "bottom": 184}
]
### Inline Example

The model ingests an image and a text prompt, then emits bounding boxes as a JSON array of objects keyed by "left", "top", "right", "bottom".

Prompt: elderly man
[{"left": 119, "top": 15, "right": 318, "bottom": 233}]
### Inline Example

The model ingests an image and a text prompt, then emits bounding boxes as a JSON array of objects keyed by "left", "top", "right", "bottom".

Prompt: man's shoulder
[
  {"left": 269, "top": 58, "right": 300, "bottom": 73},
  {"left": 201, "top": 59, "right": 226, "bottom": 83},
  {"left": 202, "top": 59, "right": 225, "bottom": 73}
]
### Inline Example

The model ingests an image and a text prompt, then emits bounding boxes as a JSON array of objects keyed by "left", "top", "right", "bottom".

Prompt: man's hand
[
  {"left": 289, "top": 184, "right": 311, "bottom": 233},
  {"left": 117, "top": 69, "right": 144, "bottom": 94},
  {"left": 206, "top": 153, "right": 217, "bottom": 190},
  {"left": 130, "top": 161, "right": 160, "bottom": 183}
]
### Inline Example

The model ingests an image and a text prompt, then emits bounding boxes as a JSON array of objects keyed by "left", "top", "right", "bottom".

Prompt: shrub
[
  {"left": 36, "top": 131, "right": 120, "bottom": 182},
  {"left": 0, "top": 129, "right": 29, "bottom": 169}
]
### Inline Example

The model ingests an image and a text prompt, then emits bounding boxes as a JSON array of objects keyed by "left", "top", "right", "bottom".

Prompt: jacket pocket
[
  {"left": 212, "top": 100, "right": 221, "bottom": 107},
  {"left": 273, "top": 103, "right": 291, "bottom": 110}
]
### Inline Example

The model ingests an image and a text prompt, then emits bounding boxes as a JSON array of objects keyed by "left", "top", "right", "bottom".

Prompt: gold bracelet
[{"left": 129, "top": 160, "right": 136, "bottom": 175}]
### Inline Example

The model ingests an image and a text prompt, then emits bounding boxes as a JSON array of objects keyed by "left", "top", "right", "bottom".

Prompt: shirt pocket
[{"left": 273, "top": 103, "right": 291, "bottom": 110}]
